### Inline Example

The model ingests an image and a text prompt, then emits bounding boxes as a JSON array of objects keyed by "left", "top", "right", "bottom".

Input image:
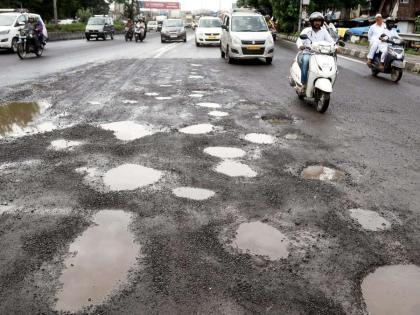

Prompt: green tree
[{"left": 76, "top": 7, "right": 91, "bottom": 23}]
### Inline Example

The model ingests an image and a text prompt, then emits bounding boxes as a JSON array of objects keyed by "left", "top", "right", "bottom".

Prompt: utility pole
[
  {"left": 53, "top": 0, "right": 58, "bottom": 23},
  {"left": 298, "top": 0, "right": 303, "bottom": 33}
]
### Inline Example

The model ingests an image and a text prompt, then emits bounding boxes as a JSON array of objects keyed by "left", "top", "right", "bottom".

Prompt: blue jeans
[{"left": 298, "top": 52, "right": 311, "bottom": 85}]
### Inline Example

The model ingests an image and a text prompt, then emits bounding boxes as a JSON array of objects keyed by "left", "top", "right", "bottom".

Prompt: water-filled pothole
[
  {"left": 189, "top": 94, "right": 203, "bottom": 98},
  {"left": 197, "top": 102, "right": 221, "bottom": 109},
  {"left": 302, "top": 166, "right": 345, "bottom": 182},
  {"left": 0, "top": 101, "right": 53, "bottom": 138},
  {"left": 100, "top": 121, "right": 155, "bottom": 141},
  {"left": 189, "top": 75, "right": 204, "bottom": 79},
  {"left": 103, "top": 164, "right": 163, "bottom": 191},
  {"left": 215, "top": 160, "right": 257, "bottom": 177},
  {"left": 231, "top": 221, "right": 289, "bottom": 260},
  {"left": 208, "top": 111, "right": 229, "bottom": 117},
  {"left": 261, "top": 114, "right": 293, "bottom": 125},
  {"left": 348, "top": 209, "right": 391, "bottom": 231},
  {"left": 179, "top": 124, "right": 214, "bottom": 135},
  {"left": 54, "top": 210, "right": 140, "bottom": 313},
  {"left": 122, "top": 100, "right": 138, "bottom": 104},
  {"left": 361, "top": 264, "right": 420, "bottom": 315},
  {"left": 156, "top": 97, "right": 172, "bottom": 100},
  {"left": 145, "top": 92, "right": 159, "bottom": 96},
  {"left": 50, "top": 139, "right": 83, "bottom": 151},
  {"left": 172, "top": 187, "right": 215, "bottom": 200},
  {"left": 244, "top": 133, "right": 276, "bottom": 144},
  {"left": 204, "top": 147, "right": 246, "bottom": 159}
]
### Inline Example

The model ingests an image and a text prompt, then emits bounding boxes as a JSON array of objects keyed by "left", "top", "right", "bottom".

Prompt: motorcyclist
[
  {"left": 367, "top": 14, "right": 386, "bottom": 66},
  {"left": 27, "top": 16, "right": 44, "bottom": 50},
  {"left": 368, "top": 17, "right": 401, "bottom": 71},
  {"left": 125, "top": 18, "right": 134, "bottom": 31},
  {"left": 296, "top": 12, "right": 335, "bottom": 92}
]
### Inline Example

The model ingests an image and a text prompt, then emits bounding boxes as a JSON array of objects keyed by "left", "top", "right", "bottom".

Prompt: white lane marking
[
  {"left": 154, "top": 43, "right": 179, "bottom": 58},
  {"left": 338, "top": 55, "right": 366, "bottom": 65}
]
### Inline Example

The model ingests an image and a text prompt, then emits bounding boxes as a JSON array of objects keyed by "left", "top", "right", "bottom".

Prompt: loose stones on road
[
  {"left": 54, "top": 210, "right": 140, "bottom": 313},
  {"left": 361, "top": 264, "right": 420, "bottom": 315},
  {"left": 172, "top": 187, "right": 215, "bottom": 201},
  {"left": 231, "top": 221, "right": 290, "bottom": 260},
  {"left": 103, "top": 164, "right": 163, "bottom": 191},
  {"left": 348, "top": 209, "right": 391, "bottom": 231}
]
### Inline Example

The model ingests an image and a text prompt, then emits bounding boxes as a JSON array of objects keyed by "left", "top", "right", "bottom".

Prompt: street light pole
[{"left": 53, "top": 0, "right": 58, "bottom": 23}]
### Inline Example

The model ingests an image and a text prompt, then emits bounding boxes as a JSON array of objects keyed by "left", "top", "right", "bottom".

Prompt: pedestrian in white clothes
[{"left": 367, "top": 14, "right": 386, "bottom": 66}]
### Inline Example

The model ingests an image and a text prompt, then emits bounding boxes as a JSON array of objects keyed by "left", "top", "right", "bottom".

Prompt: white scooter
[{"left": 289, "top": 34, "right": 343, "bottom": 113}]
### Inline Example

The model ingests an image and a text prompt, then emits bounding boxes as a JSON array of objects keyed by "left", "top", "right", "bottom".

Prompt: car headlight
[
  {"left": 231, "top": 35, "right": 241, "bottom": 46},
  {"left": 0, "top": 30, "right": 10, "bottom": 35},
  {"left": 266, "top": 36, "right": 274, "bottom": 45}
]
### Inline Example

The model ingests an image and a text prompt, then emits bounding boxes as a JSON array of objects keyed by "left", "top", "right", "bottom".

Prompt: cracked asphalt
[{"left": 0, "top": 30, "right": 419, "bottom": 315}]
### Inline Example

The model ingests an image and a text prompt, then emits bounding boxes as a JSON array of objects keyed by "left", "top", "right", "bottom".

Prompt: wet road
[{"left": 1, "top": 30, "right": 420, "bottom": 315}]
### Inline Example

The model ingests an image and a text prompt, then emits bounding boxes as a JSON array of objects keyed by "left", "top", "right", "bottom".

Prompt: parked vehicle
[
  {"left": 161, "top": 19, "right": 186, "bottom": 43},
  {"left": 16, "top": 22, "right": 45, "bottom": 59},
  {"left": 85, "top": 15, "right": 114, "bottom": 41},
  {"left": 195, "top": 16, "right": 222, "bottom": 46},
  {"left": 370, "top": 36, "right": 405, "bottom": 82},
  {"left": 289, "top": 34, "right": 344, "bottom": 113},
  {"left": 147, "top": 20, "right": 158, "bottom": 31},
  {"left": 220, "top": 10, "right": 275, "bottom": 65},
  {"left": 0, "top": 11, "right": 47, "bottom": 52}
]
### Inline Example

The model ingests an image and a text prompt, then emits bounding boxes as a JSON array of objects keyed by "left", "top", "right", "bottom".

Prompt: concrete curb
[
  {"left": 48, "top": 31, "right": 125, "bottom": 42},
  {"left": 280, "top": 34, "right": 420, "bottom": 74}
]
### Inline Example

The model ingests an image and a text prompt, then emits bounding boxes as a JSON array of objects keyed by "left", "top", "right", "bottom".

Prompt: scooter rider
[
  {"left": 27, "top": 16, "right": 44, "bottom": 50},
  {"left": 367, "top": 14, "right": 386, "bottom": 66},
  {"left": 369, "top": 17, "right": 401, "bottom": 71},
  {"left": 296, "top": 12, "right": 335, "bottom": 93}
]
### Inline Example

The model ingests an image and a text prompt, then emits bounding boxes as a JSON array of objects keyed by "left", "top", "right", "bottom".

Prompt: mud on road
[{"left": 0, "top": 58, "right": 419, "bottom": 314}]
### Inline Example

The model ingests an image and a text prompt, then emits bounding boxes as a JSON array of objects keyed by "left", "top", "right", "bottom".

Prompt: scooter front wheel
[
  {"left": 17, "top": 43, "right": 26, "bottom": 60},
  {"left": 390, "top": 68, "right": 403, "bottom": 83},
  {"left": 316, "top": 92, "right": 330, "bottom": 113}
]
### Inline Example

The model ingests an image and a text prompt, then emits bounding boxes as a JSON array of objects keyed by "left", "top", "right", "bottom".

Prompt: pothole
[
  {"left": 189, "top": 75, "right": 204, "bottom": 79},
  {"left": 302, "top": 166, "right": 345, "bottom": 182},
  {"left": 285, "top": 133, "right": 300, "bottom": 140},
  {"left": 100, "top": 121, "right": 156, "bottom": 141},
  {"left": 172, "top": 187, "right": 215, "bottom": 200},
  {"left": 208, "top": 111, "right": 229, "bottom": 117},
  {"left": 160, "top": 84, "right": 173, "bottom": 87},
  {"left": 215, "top": 160, "right": 257, "bottom": 177},
  {"left": 261, "top": 114, "right": 294, "bottom": 125},
  {"left": 155, "top": 97, "right": 172, "bottom": 100},
  {"left": 122, "top": 100, "right": 138, "bottom": 104},
  {"left": 231, "top": 221, "right": 289, "bottom": 260},
  {"left": 179, "top": 124, "right": 214, "bottom": 135},
  {"left": 189, "top": 94, "right": 203, "bottom": 98},
  {"left": 197, "top": 102, "right": 221, "bottom": 109},
  {"left": 361, "top": 264, "right": 420, "bottom": 315},
  {"left": 50, "top": 139, "right": 83, "bottom": 151},
  {"left": 88, "top": 101, "right": 101, "bottom": 105},
  {"left": 54, "top": 210, "right": 140, "bottom": 313},
  {"left": 244, "top": 133, "right": 276, "bottom": 144},
  {"left": 145, "top": 92, "right": 159, "bottom": 96},
  {"left": 204, "top": 147, "right": 246, "bottom": 159},
  {"left": 0, "top": 101, "right": 55, "bottom": 138},
  {"left": 191, "top": 64, "right": 202, "bottom": 67},
  {"left": 103, "top": 164, "right": 163, "bottom": 191},
  {"left": 348, "top": 209, "right": 391, "bottom": 231}
]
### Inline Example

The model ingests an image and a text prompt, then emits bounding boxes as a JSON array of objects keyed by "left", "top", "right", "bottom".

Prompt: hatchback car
[
  {"left": 161, "top": 19, "right": 186, "bottom": 43},
  {"left": 220, "top": 10, "right": 274, "bottom": 64},
  {"left": 195, "top": 17, "right": 222, "bottom": 46},
  {"left": 147, "top": 20, "right": 158, "bottom": 31},
  {"left": 85, "top": 15, "right": 114, "bottom": 41}
]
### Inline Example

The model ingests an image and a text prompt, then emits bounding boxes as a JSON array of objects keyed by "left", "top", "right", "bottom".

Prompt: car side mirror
[
  {"left": 299, "top": 34, "right": 308, "bottom": 40},
  {"left": 18, "top": 21, "right": 25, "bottom": 27},
  {"left": 338, "top": 40, "right": 345, "bottom": 47}
]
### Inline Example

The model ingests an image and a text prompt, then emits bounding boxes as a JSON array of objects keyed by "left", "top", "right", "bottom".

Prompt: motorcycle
[
  {"left": 289, "top": 34, "right": 344, "bottom": 113},
  {"left": 134, "top": 24, "right": 146, "bottom": 42},
  {"left": 370, "top": 35, "right": 404, "bottom": 82},
  {"left": 16, "top": 26, "right": 45, "bottom": 59},
  {"left": 125, "top": 26, "right": 134, "bottom": 42}
]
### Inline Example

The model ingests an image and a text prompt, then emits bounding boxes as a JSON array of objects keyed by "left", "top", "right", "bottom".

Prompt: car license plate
[
  {"left": 207, "top": 36, "right": 217, "bottom": 39},
  {"left": 246, "top": 45, "right": 260, "bottom": 50},
  {"left": 170, "top": 35, "right": 177, "bottom": 38}
]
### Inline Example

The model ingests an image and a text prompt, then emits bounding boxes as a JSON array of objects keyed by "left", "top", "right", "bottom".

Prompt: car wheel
[
  {"left": 196, "top": 40, "right": 200, "bottom": 47},
  {"left": 226, "top": 46, "right": 234, "bottom": 64},
  {"left": 220, "top": 46, "right": 225, "bottom": 59},
  {"left": 266, "top": 57, "right": 273, "bottom": 65},
  {"left": 86, "top": 36, "right": 90, "bottom": 41},
  {"left": 184, "top": 37, "right": 187, "bottom": 43},
  {"left": 103, "top": 34, "right": 107, "bottom": 41},
  {"left": 11, "top": 38, "right": 18, "bottom": 52},
  {"left": 111, "top": 33, "right": 114, "bottom": 40}
]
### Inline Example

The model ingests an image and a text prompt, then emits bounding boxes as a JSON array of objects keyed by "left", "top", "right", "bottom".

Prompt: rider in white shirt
[{"left": 367, "top": 14, "right": 386, "bottom": 66}]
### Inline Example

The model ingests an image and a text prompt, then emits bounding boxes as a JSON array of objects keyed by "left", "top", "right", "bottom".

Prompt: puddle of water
[
  {"left": 189, "top": 75, "right": 204, "bottom": 79},
  {"left": 215, "top": 160, "right": 257, "bottom": 177},
  {"left": 231, "top": 221, "right": 289, "bottom": 260},
  {"left": 189, "top": 94, "right": 203, "bottom": 98},
  {"left": 208, "top": 111, "right": 229, "bottom": 117},
  {"left": 349, "top": 209, "right": 391, "bottom": 231},
  {"left": 145, "top": 92, "right": 159, "bottom": 96},
  {"left": 155, "top": 97, "right": 172, "bottom": 100},
  {"left": 361, "top": 264, "right": 420, "bottom": 315},
  {"left": 244, "top": 133, "right": 276, "bottom": 144},
  {"left": 0, "top": 101, "right": 55, "bottom": 138},
  {"left": 88, "top": 101, "right": 101, "bottom": 105},
  {"left": 285, "top": 133, "right": 300, "bottom": 140},
  {"left": 179, "top": 124, "right": 214, "bottom": 135},
  {"left": 192, "top": 90, "right": 206, "bottom": 94},
  {"left": 261, "top": 114, "right": 293, "bottom": 125},
  {"left": 172, "top": 187, "right": 215, "bottom": 200},
  {"left": 204, "top": 147, "right": 246, "bottom": 159},
  {"left": 160, "top": 84, "right": 173, "bottom": 87},
  {"left": 54, "top": 210, "right": 140, "bottom": 313},
  {"left": 100, "top": 121, "right": 155, "bottom": 141},
  {"left": 197, "top": 102, "right": 221, "bottom": 109},
  {"left": 302, "top": 166, "right": 344, "bottom": 182},
  {"left": 103, "top": 164, "right": 163, "bottom": 191},
  {"left": 191, "top": 64, "right": 202, "bottom": 67},
  {"left": 50, "top": 139, "right": 83, "bottom": 151},
  {"left": 122, "top": 100, "right": 138, "bottom": 104}
]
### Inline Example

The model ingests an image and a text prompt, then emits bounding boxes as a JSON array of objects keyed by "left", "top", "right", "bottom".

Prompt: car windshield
[
  {"left": 88, "top": 17, "right": 105, "bottom": 25},
  {"left": 199, "top": 19, "right": 222, "bottom": 28},
  {"left": 231, "top": 16, "right": 268, "bottom": 32},
  {"left": 164, "top": 20, "right": 183, "bottom": 27},
  {"left": 0, "top": 15, "right": 16, "bottom": 26}
]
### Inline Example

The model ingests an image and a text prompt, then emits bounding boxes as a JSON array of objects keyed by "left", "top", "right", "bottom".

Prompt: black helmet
[{"left": 385, "top": 17, "right": 396, "bottom": 29}]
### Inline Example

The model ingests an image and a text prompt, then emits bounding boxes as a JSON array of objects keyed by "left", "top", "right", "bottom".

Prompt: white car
[
  {"left": 0, "top": 12, "right": 48, "bottom": 52},
  {"left": 195, "top": 16, "right": 222, "bottom": 46},
  {"left": 147, "top": 21, "right": 158, "bottom": 31},
  {"left": 220, "top": 10, "right": 274, "bottom": 64}
]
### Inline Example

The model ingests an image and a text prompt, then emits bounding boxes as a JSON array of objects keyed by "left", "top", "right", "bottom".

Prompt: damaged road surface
[{"left": 1, "top": 34, "right": 420, "bottom": 315}]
